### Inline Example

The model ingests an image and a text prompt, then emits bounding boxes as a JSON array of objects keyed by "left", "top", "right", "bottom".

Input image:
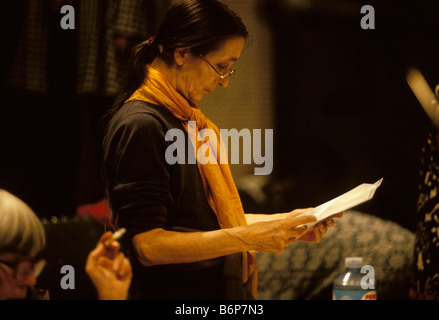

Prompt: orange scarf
[{"left": 126, "top": 66, "right": 257, "bottom": 298}]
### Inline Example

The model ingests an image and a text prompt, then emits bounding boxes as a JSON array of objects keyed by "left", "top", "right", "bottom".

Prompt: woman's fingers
[
  {"left": 288, "top": 208, "right": 314, "bottom": 218},
  {"left": 313, "top": 228, "right": 323, "bottom": 242},
  {"left": 287, "top": 213, "right": 317, "bottom": 227},
  {"left": 98, "top": 231, "right": 114, "bottom": 245},
  {"left": 325, "top": 218, "right": 335, "bottom": 227},
  {"left": 112, "top": 253, "right": 132, "bottom": 279},
  {"left": 249, "top": 213, "right": 318, "bottom": 253},
  {"left": 273, "top": 215, "right": 315, "bottom": 251},
  {"left": 333, "top": 212, "right": 343, "bottom": 218},
  {"left": 292, "top": 225, "right": 308, "bottom": 235},
  {"left": 318, "top": 221, "right": 327, "bottom": 234}
]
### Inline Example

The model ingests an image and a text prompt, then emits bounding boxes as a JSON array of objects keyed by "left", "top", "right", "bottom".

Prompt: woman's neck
[{"left": 149, "top": 58, "right": 179, "bottom": 91}]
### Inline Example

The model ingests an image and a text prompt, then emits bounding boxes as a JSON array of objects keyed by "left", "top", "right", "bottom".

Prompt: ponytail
[
  {"left": 103, "top": 37, "right": 158, "bottom": 125},
  {"left": 129, "top": 37, "right": 157, "bottom": 91}
]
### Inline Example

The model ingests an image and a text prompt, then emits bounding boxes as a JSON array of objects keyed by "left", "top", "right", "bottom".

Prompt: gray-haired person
[{"left": 0, "top": 189, "right": 131, "bottom": 300}]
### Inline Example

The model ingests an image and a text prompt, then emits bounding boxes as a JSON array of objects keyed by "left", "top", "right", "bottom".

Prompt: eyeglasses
[
  {"left": 199, "top": 54, "right": 235, "bottom": 81},
  {"left": 0, "top": 258, "right": 46, "bottom": 281}
]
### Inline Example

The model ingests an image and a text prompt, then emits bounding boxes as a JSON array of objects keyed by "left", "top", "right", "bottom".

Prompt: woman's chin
[{"left": 189, "top": 95, "right": 204, "bottom": 104}]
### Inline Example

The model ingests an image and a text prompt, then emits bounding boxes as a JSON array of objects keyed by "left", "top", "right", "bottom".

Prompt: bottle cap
[{"left": 345, "top": 257, "right": 363, "bottom": 268}]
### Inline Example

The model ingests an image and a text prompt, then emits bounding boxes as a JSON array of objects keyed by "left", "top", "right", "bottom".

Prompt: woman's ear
[{"left": 174, "top": 47, "right": 190, "bottom": 67}]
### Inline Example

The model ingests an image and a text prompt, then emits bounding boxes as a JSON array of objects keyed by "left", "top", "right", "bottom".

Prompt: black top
[{"left": 103, "top": 100, "right": 248, "bottom": 299}]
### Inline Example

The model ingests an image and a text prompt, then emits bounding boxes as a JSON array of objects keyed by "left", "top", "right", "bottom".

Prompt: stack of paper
[{"left": 301, "top": 178, "right": 383, "bottom": 228}]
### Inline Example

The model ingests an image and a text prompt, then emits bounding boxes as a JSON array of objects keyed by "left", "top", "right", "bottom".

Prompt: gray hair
[{"left": 0, "top": 190, "right": 46, "bottom": 259}]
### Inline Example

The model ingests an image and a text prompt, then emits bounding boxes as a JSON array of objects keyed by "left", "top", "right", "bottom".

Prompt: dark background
[
  {"left": 0, "top": 1, "right": 80, "bottom": 218},
  {"left": 1, "top": 0, "right": 439, "bottom": 234},
  {"left": 255, "top": 0, "right": 439, "bottom": 232}
]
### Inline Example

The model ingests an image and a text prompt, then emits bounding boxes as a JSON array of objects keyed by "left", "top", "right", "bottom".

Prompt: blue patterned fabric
[{"left": 256, "top": 210, "right": 415, "bottom": 300}]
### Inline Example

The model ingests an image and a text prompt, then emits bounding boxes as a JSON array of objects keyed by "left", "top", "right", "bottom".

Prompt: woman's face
[
  {"left": 0, "top": 252, "right": 37, "bottom": 300},
  {"left": 176, "top": 36, "right": 246, "bottom": 103}
]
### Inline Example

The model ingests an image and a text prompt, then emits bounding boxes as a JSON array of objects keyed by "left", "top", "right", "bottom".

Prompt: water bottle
[{"left": 332, "top": 257, "right": 377, "bottom": 300}]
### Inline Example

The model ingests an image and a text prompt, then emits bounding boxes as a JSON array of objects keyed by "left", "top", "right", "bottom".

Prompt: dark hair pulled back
[{"left": 107, "top": 0, "right": 248, "bottom": 120}]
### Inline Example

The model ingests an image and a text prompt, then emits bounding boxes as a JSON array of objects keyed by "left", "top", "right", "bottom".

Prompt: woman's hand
[
  {"left": 85, "top": 231, "right": 132, "bottom": 300},
  {"left": 239, "top": 212, "right": 317, "bottom": 254},
  {"left": 297, "top": 212, "right": 343, "bottom": 243}
]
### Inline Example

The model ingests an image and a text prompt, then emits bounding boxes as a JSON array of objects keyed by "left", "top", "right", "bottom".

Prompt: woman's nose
[{"left": 218, "top": 77, "right": 229, "bottom": 88}]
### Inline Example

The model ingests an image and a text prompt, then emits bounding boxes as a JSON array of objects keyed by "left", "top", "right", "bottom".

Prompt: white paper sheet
[{"left": 300, "top": 178, "right": 383, "bottom": 228}]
